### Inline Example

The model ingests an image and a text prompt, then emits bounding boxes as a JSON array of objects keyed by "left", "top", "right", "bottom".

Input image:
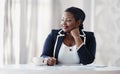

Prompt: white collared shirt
[{"left": 58, "top": 43, "right": 80, "bottom": 65}]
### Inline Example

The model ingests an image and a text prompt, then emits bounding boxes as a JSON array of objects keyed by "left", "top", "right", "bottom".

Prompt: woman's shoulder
[
  {"left": 84, "top": 31, "right": 94, "bottom": 34},
  {"left": 84, "top": 31, "right": 95, "bottom": 37},
  {"left": 51, "top": 29, "right": 62, "bottom": 34},
  {"left": 49, "top": 29, "right": 63, "bottom": 36},
  {"left": 51, "top": 29, "right": 61, "bottom": 32}
]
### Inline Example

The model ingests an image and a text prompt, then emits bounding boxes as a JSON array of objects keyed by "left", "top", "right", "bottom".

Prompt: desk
[{"left": 0, "top": 64, "right": 120, "bottom": 74}]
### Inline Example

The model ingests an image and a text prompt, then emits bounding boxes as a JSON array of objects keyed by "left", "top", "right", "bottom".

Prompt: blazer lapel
[
  {"left": 80, "top": 29, "right": 86, "bottom": 44},
  {"left": 53, "top": 30, "right": 65, "bottom": 59}
]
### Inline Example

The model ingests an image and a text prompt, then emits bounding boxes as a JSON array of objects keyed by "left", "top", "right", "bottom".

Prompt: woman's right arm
[
  {"left": 40, "top": 30, "right": 55, "bottom": 58},
  {"left": 40, "top": 30, "right": 57, "bottom": 66}
]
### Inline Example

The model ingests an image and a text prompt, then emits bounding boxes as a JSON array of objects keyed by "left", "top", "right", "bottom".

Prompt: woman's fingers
[{"left": 46, "top": 57, "right": 56, "bottom": 66}]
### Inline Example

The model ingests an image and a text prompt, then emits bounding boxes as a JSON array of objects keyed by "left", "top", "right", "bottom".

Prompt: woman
[{"left": 40, "top": 7, "right": 96, "bottom": 66}]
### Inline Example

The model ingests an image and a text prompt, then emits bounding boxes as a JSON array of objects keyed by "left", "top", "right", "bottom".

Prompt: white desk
[{"left": 0, "top": 64, "right": 120, "bottom": 74}]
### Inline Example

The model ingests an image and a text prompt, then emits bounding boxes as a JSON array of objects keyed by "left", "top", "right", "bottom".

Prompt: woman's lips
[{"left": 62, "top": 25, "right": 68, "bottom": 29}]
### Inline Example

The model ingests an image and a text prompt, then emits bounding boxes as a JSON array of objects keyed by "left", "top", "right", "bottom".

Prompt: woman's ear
[{"left": 76, "top": 20, "right": 81, "bottom": 27}]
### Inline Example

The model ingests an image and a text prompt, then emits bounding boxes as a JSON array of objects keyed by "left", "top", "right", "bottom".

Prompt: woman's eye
[
  {"left": 66, "top": 20, "right": 72, "bottom": 22},
  {"left": 61, "top": 19, "right": 72, "bottom": 22}
]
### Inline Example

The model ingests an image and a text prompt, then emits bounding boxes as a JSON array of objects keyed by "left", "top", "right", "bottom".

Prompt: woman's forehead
[{"left": 62, "top": 12, "right": 74, "bottom": 18}]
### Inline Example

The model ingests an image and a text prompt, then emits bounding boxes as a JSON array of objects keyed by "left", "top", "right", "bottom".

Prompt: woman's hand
[
  {"left": 70, "top": 28, "right": 80, "bottom": 39},
  {"left": 70, "top": 28, "right": 83, "bottom": 47},
  {"left": 44, "top": 57, "right": 56, "bottom": 66}
]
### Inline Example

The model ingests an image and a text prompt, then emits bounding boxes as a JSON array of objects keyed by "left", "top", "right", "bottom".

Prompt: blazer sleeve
[
  {"left": 40, "top": 30, "right": 56, "bottom": 58},
  {"left": 77, "top": 32, "right": 96, "bottom": 65}
]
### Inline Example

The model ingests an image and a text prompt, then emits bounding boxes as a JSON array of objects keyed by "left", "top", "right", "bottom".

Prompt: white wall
[{"left": 94, "top": 0, "right": 120, "bottom": 66}]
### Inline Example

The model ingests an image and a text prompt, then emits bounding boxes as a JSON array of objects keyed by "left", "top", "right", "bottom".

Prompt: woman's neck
[{"left": 63, "top": 34, "right": 75, "bottom": 46}]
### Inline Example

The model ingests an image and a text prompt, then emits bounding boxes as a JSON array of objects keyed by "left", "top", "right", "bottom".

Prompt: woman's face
[{"left": 60, "top": 12, "right": 80, "bottom": 33}]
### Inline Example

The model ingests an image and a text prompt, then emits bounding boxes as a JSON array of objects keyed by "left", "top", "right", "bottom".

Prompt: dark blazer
[{"left": 41, "top": 29, "right": 96, "bottom": 65}]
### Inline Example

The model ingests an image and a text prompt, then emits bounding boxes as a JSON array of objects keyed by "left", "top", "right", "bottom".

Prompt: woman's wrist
[
  {"left": 74, "top": 36, "right": 80, "bottom": 39},
  {"left": 76, "top": 42, "right": 84, "bottom": 50},
  {"left": 74, "top": 36, "right": 83, "bottom": 47}
]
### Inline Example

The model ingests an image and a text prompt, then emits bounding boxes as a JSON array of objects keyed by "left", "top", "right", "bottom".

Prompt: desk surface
[{"left": 0, "top": 64, "right": 120, "bottom": 74}]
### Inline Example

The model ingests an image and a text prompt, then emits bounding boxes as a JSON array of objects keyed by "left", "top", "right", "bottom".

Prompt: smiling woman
[{"left": 40, "top": 7, "right": 96, "bottom": 66}]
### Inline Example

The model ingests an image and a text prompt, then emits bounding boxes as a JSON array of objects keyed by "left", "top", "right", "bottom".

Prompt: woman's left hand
[
  {"left": 70, "top": 28, "right": 83, "bottom": 47},
  {"left": 70, "top": 28, "right": 80, "bottom": 39}
]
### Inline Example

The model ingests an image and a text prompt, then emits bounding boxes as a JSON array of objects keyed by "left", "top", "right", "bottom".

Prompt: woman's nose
[{"left": 61, "top": 20, "right": 67, "bottom": 25}]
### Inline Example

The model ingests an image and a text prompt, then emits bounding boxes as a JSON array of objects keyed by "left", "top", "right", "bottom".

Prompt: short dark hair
[{"left": 65, "top": 7, "right": 86, "bottom": 29}]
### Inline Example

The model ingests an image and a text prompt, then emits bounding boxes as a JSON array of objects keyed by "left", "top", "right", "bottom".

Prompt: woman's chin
[
  {"left": 63, "top": 30, "right": 70, "bottom": 33},
  {"left": 62, "top": 29, "right": 67, "bottom": 32},
  {"left": 62, "top": 28, "right": 71, "bottom": 33}
]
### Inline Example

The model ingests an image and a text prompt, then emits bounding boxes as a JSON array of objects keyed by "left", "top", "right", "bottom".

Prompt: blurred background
[{"left": 0, "top": 0, "right": 120, "bottom": 66}]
